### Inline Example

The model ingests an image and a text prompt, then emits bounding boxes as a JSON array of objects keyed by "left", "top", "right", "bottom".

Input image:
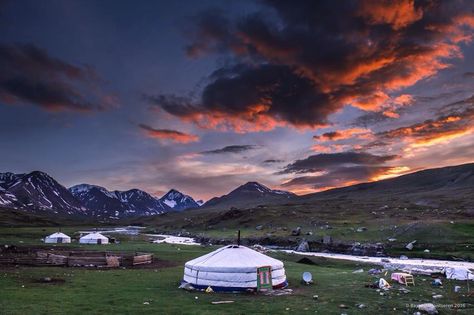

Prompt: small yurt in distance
[
  {"left": 79, "top": 232, "right": 109, "bottom": 245},
  {"left": 182, "top": 245, "right": 287, "bottom": 292},
  {"left": 44, "top": 232, "right": 71, "bottom": 244}
]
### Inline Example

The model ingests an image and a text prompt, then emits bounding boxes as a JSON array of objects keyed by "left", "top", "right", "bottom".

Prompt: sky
[{"left": 1, "top": 0, "right": 474, "bottom": 201}]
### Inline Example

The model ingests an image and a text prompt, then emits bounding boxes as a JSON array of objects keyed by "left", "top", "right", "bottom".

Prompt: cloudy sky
[{"left": 1, "top": 0, "right": 474, "bottom": 200}]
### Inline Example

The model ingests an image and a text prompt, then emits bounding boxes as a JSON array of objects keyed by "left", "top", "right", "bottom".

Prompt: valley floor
[{"left": 0, "top": 227, "right": 473, "bottom": 314}]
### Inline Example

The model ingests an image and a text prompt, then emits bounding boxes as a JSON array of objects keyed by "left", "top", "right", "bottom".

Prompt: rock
[
  {"left": 255, "top": 225, "right": 263, "bottom": 230},
  {"left": 423, "top": 249, "right": 430, "bottom": 253},
  {"left": 406, "top": 240, "right": 417, "bottom": 250},
  {"left": 42, "top": 277, "right": 52, "bottom": 283},
  {"left": 291, "top": 227, "right": 301, "bottom": 236},
  {"left": 339, "top": 304, "right": 348, "bottom": 309},
  {"left": 432, "top": 295, "right": 442, "bottom": 299},
  {"left": 400, "top": 255, "right": 408, "bottom": 260},
  {"left": 381, "top": 258, "right": 390, "bottom": 263},
  {"left": 413, "top": 312, "right": 422, "bottom": 315},
  {"left": 454, "top": 285, "right": 461, "bottom": 292},
  {"left": 306, "top": 231, "right": 313, "bottom": 235},
  {"left": 356, "top": 227, "right": 367, "bottom": 232},
  {"left": 352, "top": 268, "right": 364, "bottom": 273},
  {"left": 312, "top": 295, "right": 319, "bottom": 300},
  {"left": 357, "top": 303, "right": 366, "bottom": 309},
  {"left": 143, "top": 302, "right": 150, "bottom": 305},
  {"left": 417, "top": 303, "right": 438, "bottom": 314},
  {"left": 388, "top": 238, "right": 397, "bottom": 242},
  {"left": 296, "top": 239, "right": 310, "bottom": 252}
]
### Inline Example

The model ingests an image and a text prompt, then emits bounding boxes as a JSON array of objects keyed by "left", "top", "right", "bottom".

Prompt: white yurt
[
  {"left": 182, "top": 245, "right": 288, "bottom": 292},
  {"left": 44, "top": 232, "right": 71, "bottom": 244},
  {"left": 79, "top": 232, "right": 109, "bottom": 245}
]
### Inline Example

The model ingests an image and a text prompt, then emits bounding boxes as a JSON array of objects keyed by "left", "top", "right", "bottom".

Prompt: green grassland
[{"left": 1, "top": 228, "right": 473, "bottom": 315}]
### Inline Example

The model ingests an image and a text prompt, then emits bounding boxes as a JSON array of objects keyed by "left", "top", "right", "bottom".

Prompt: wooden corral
[{"left": 0, "top": 246, "right": 152, "bottom": 268}]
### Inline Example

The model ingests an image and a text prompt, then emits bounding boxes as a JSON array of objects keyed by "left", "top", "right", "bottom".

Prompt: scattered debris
[
  {"left": 179, "top": 282, "right": 195, "bottom": 291},
  {"left": 431, "top": 279, "right": 442, "bottom": 286},
  {"left": 368, "top": 268, "right": 382, "bottom": 275},
  {"left": 211, "top": 301, "right": 234, "bottom": 305},
  {"left": 378, "top": 278, "right": 391, "bottom": 290},
  {"left": 398, "top": 287, "right": 410, "bottom": 294},
  {"left": 205, "top": 286, "right": 214, "bottom": 293},
  {"left": 417, "top": 303, "right": 438, "bottom": 314},
  {"left": 263, "top": 289, "right": 293, "bottom": 296}
]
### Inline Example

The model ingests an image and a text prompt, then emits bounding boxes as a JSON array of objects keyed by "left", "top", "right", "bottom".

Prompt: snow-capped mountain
[
  {"left": 159, "top": 189, "right": 200, "bottom": 211},
  {"left": 203, "top": 181, "right": 296, "bottom": 210},
  {"left": 0, "top": 171, "right": 87, "bottom": 215},
  {"left": 69, "top": 184, "right": 170, "bottom": 218}
]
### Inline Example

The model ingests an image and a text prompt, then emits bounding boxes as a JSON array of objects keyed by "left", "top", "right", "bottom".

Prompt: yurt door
[
  {"left": 97, "top": 239, "right": 102, "bottom": 245},
  {"left": 57, "top": 237, "right": 62, "bottom": 243},
  {"left": 257, "top": 266, "right": 272, "bottom": 291}
]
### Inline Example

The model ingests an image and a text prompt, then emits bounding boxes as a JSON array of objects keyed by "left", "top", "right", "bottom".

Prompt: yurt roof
[
  {"left": 47, "top": 232, "right": 70, "bottom": 239},
  {"left": 185, "top": 245, "right": 284, "bottom": 273},
  {"left": 80, "top": 232, "right": 108, "bottom": 240}
]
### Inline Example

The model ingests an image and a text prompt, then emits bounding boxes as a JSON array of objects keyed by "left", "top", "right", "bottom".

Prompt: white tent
[
  {"left": 44, "top": 232, "right": 71, "bottom": 244},
  {"left": 182, "top": 245, "right": 287, "bottom": 292},
  {"left": 79, "top": 232, "right": 109, "bottom": 245},
  {"left": 444, "top": 267, "right": 474, "bottom": 281}
]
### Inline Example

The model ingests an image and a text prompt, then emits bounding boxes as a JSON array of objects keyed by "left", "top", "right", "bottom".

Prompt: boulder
[
  {"left": 417, "top": 303, "right": 438, "bottom": 314},
  {"left": 255, "top": 225, "right": 263, "bottom": 231},
  {"left": 406, "top": 240, "right": 417, "bottom": 250},
  {"left": 291, "top": 227, "right": 301, "bottom": 236},
  {"left": 296, "top": 239, "right": 310, "bottom": 252}
]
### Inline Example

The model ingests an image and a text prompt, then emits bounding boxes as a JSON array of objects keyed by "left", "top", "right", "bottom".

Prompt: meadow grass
[{"left": 0, "top": 230, "right": 473, "bottom": 315}]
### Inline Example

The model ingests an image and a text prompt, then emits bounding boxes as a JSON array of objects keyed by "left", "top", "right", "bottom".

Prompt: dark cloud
[
  {"left": 138, "top": 124, "right": 199, "bottom": 143},
  {"left": 281, "top": 165, "right": 393, "bottom": 188},
  {"left": 201, "top": 144, "right": 260, "bottom": 154},
  {"left": 280, "top": 152, "right": 398, "bottom": 174},
  {"left": 263, "top": 159, "right": 284, "bottom": 164},
  {"left": 0, "top": 43, "right": 116, "bottom": 112},
  {"left": 463, "top": 72, "right": 474, "bottom": 78},
  {"left": 146, "top": 0, "right": 474, "bottom": 132}
]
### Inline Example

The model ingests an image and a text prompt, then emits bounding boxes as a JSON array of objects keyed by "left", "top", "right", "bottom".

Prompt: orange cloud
[
  {"left": 138, "top": 124, "right": 199, "bottom": 143},
  {"left": 150, "top": 1, "right": 474, "bottom": 133},
  {"left": 358, "top": 0, "right": 423, "bottom": 30},
  {"left": 314, "top": 128, "right": 372, "bottom": 141}
]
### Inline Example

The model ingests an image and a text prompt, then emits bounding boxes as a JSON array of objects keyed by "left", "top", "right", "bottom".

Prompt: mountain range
[
  {"left": 1, "top": 163, "right": 473, "bottom": 223},
  {"left": 0, "top": 171, "right": 202, "bottom": 220}
]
